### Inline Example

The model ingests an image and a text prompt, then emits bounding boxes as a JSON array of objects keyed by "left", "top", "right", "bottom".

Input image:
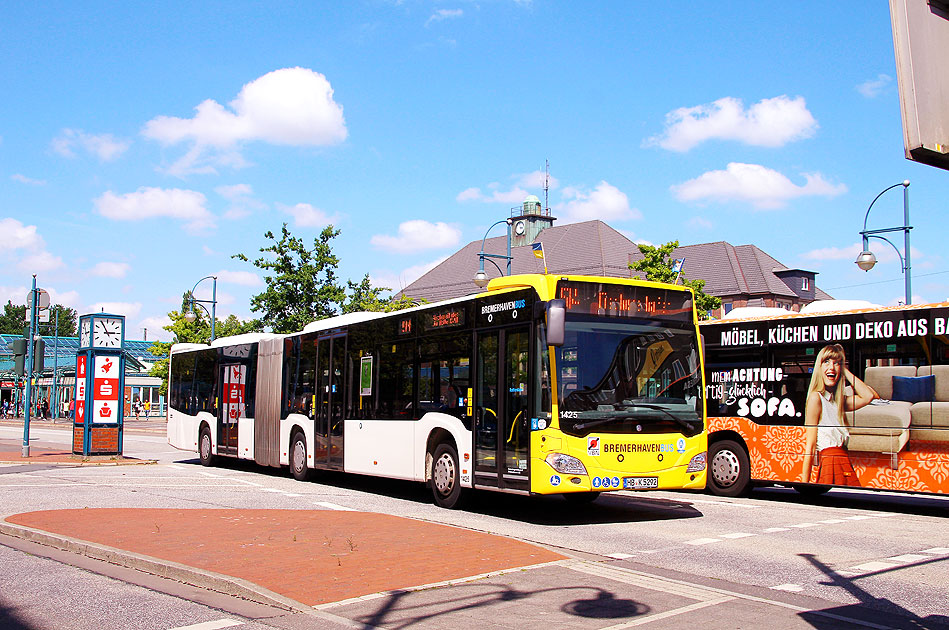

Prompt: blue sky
[{"left": 2, "top": 1, "right": 947, "bottom": 341}]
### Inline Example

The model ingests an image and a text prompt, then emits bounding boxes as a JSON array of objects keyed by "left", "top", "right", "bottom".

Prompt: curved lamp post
[
  {"left": 855, "top": 180, "right": 912, "bottom": 305},
  {"left": 183, "top": 275, "right": 217, "bottom": 340},
  {"left": 473, "top": 219, "right": 513, "bottom": 288}
]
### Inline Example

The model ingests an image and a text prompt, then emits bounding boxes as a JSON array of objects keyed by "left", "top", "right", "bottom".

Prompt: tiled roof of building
[{"left": 399, "top": 219, "right": 831, "bottom": 303}]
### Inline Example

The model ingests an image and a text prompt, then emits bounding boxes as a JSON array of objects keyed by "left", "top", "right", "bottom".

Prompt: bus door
[
  {"left": 315, "top": 333, "right": 346, "bottom": 469},
  {"left": 218, "top": 363, "right": 244, "bottom": 455},
  {"left": 474, "top": 325, "right": 530, "bottom": 491}
]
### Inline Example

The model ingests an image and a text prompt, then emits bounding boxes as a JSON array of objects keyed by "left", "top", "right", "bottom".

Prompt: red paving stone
[
  {"left": 0, "top": 447, "right": 142, "bottom": 464},
  {"left": 7, "top": 509, "right": 566, "bottom": 606}
]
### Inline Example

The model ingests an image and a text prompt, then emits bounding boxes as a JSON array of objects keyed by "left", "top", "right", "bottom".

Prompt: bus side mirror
[{"left": 546, "top": 299, "right": 565, "bottom": 347}]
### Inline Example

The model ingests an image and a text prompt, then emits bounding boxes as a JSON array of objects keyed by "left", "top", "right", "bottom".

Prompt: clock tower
[
  {"left": 74, "top": 313, "right": 126, "bottom": 456},
  {"left": 510, "top": 195, "right": 556, "bottom": 248}
]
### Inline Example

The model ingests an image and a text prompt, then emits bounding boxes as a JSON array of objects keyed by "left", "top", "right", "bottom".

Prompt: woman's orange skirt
[{"left": 816, "top": 446, "right": 859, "bottom": 486}]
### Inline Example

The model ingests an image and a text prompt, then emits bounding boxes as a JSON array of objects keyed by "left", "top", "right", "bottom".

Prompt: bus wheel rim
[
  {"left": 293, "top": 441, "right": 305, "bottom": 472},
  {"left": 201, "top": 433, "right": 210, "bottom": 459},
  {"left": 712, "top": 449, "right": 740, "bottom": 487},
  {"left": 433, "top": 453, "right": 455, "bottom": 495}
]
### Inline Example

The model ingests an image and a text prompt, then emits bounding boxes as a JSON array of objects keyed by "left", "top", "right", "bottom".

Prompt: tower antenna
[{"left": 544, "top": 159, "right": 549, "bottom": 213}]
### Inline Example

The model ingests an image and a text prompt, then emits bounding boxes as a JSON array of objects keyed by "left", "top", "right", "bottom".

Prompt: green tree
[
  {"left": 342, "top": 274, "right": 421, "bottom": 314},
  {"left": 233, "top": 223, "right": 346, "bottom": 333},
  {"left": 0, "top": 301, "right": 77, "bottom": 336},
  {"left": 629, "top": 241, "right": 721, "bottom": 319},
  {"left": 147, "top": 293, "right": 260, "bottom": 395}
]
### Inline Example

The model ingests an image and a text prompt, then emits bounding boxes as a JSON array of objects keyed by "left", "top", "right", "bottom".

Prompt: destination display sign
[
  {"left": 556, "top": 281, "right": 692, "bottom": 321},
  {"left": 423, "top": 307, "right": 466, "bottom": 331}
]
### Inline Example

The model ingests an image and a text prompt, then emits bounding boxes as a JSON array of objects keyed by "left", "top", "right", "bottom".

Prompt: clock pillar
[{"left": 74, "top": 313, "right": 126, "bottom": 456}]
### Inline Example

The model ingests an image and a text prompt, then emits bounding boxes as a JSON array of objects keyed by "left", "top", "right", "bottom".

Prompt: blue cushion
[{"left": 891, "top": 375, "right": 935, "bottom": 403}]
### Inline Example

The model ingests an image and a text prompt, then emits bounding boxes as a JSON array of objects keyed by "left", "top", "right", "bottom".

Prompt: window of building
[{"left": 802, "top": 277, "right": 809, "bottom": 291}]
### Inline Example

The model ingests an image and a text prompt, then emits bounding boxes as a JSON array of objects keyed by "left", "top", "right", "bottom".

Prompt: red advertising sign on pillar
[
  {"left": 75, "top": 355, "right": 87, "bottom": 424},
  {"left": 93, "top": 355, "right": 119, "bottom": 424},
  {"left": 224, "top": 364, "right": 246, "bottom": 424}
]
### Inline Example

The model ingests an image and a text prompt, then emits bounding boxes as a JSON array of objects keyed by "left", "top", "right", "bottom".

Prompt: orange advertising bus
[{"left": 701, "top": 303, "right": 949, "bottom": 497}]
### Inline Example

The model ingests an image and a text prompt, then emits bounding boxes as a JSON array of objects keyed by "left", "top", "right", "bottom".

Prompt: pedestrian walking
[{"left": 69, "top": 398, "right": 75, "bottom": 421}]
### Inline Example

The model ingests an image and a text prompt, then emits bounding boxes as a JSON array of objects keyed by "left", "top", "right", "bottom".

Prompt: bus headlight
[
  {"left": 686, "top": 452, "right": 707, "bottom": 473},
  {"left": 546, "top": 453, "right": 588, "bottom": 475}
]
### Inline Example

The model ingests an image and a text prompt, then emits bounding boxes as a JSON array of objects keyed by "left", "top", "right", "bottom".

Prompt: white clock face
[
  {"left": 80, "top": 319, "right": 91, "bottom": 347},
  {"left": 92, "top": 317, "right": 123, "bottom": 348},
  {"left": 514, "top": 221, "right": 526, "bottom": 236}
]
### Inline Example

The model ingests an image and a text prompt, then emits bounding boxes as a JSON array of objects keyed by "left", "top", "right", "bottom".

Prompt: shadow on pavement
[
  {"left": 353, "top": 582, "right": 649, "bottom": 630},
  {"left": 798, "top": 552, "right": 949, "bottom": 629},
  {"left": 179, "top": 455, "right": 704, "bottom": 525},
  {"left": 0, "top": 604, "right": 38, "bottom": 630},
  {"left": 747, "top": 485, "right": 949, "bottom": 518}
]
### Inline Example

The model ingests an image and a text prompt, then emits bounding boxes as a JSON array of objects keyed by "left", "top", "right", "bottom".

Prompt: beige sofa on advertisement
[{"left": 844, "top": 365, "right": 949, "bottom": 454}]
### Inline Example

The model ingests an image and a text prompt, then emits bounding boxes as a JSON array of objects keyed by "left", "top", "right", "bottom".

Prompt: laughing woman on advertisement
[{"left": 801, "top": 344, "right": 876, "bottom": 486}]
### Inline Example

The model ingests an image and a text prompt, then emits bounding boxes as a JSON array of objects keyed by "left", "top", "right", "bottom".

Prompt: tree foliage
[
  {"left": 233, "top": 223, "right": 347, "bottom": 334},
  {"left": 147, "top": 292, "right": 260, "bottom": 396},
  {"left": 629, "top": 241, "right": 721, "bottom": 319},
  {"left": 0, "top": 301, "right": 77, "bottom": 337},
  {"left": 342, "top": 274, "right": 421, "bottom": 314}
]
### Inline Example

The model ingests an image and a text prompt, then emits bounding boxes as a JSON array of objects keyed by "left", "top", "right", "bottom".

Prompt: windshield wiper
[{"left": 573, "top": 402, "right": 700, "bottom": 436}]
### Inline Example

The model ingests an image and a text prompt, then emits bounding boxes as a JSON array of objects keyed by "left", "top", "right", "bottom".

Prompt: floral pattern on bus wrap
[{"left": 709, "top": 416, "right": 949, "bottom": 492}]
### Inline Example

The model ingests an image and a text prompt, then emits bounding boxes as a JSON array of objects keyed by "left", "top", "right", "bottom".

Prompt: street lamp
[
  {"left": 855, "top": 180, "right": 912, "bottom": 305},
  {"left": 473, "top": 219, "right": 513, "bottom": 288},
  {"left": 184, "top": 275, "right": 217, "bottom": 340}
]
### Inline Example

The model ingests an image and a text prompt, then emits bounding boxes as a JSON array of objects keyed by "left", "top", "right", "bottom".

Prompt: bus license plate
[{"left": 624, "top": 477, "right": 658, "bottom": 490}]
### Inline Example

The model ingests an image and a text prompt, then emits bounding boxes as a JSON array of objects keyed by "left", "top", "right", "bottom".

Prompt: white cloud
[
  {"left": 515, "top": 169, "right": 559, "bottom": 190},
  {"left": 426, "top": 9, "right": 463, "bottom": 27},
  {"left": 51, "top": 129, "right": 130, "bottom": 161},
  {"left": 371, "top": 220, "right": 462, "bottom": 253},
  {"left": 457, "top": 185, "right": 529, "bottom": 204},
  {"left": 647, "top": 95, "right": 818, "bottom": 152},
  {"left": 216, "top": 183, "right": 266, "bottom": 219},
  {"left": 214, "top": 270, "right": 262, "bottom": 286},
  {"left": 0, "top": 218, "right": 43, "bottom": 249},
  {"left": 142, "top": 67, "right": 347, "bottom": 176},
  {"left": 555, "top": 181, "right": 641, "bottom": 223},
  {"left": 91, "top": 262, "right": 131, "bottom": 278},
  {"left": 11, "top": 174, "right": 47, "bottom": 186},
  {"left": 372, "top": 257, "right": 447, "bottom": 293},
  {"left": 687, "top": 216, "right": 714, "bottom": 230},
  {"left": 137, "top": 315, "right": 173, "bottom": 342},
  {"left": 672, "top": 163, "right": 847, "bottom": 209},
  {"left": 0, "top": 285, "right": 79, "bottom": 310},
  {"left": 856, "top": 74, "right": 892, "bottom": 99},
  {"left": 279, "top": 202, "right": 339, "bottom": 227},
  {"left": 801, "top": 243, "right": 863, "bottom": 262},
  {"left": 87, "top": 301, "right": 142, "bottom": 320},
  {"left": 0, "top": 218, "right": 63, "bottom": 273},
  {"left": 94, "top": 187, "right": 214, "bottom": 233}
]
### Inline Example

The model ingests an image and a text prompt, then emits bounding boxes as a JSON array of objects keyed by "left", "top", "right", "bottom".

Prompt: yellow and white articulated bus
[{"left": 167, "top": 274, "right": 708, "bottom": 508}]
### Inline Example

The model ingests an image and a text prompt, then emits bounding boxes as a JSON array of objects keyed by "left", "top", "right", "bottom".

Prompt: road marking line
[
  {"left": 168, "top": 464, "right": 186, "bottom": 470},
  {"left": 846, "top": 515, "right": 872, "bottom": 520},
  {"left": 607, "top": 553, "right": 636, "bottom": 559},
  {"left": 683, "top": 537, "right": 720, "bottom": 545},
  {"left": 921, "top": 547, "right": 949, "bottom": 554},
  {"left": 567, "top": 560, "right": 725, "bottom": 601},
  {"left": 197, "top": 471, "right": 221, "bottom": 478},
  {"left": 850, "top": 561, "right": 900, "bottom": 572},
  {"left": 885, "top": 554, "right": 930, "bottom": 563},
  {"left": 314, "top": 501, "right": 354, "bottom": 511},
  {"left": 819, "top": 519, "right": 847, "bottom": 524},
  {"left": 166, "top": 619, "right": 242, "bottom": 630},
  {"left": 261, "top": 488, "right": 285, "bottom": 493},
  {"left": 720, "top": 532, "right": 755, "bottom": 539},
  {"left": 789, "top": 522, "right": 818, "bottom": 528},
  {"left": 680, "top": 498, "right": 758, "bottom": 508},
  {"left": 763, "top": 527, "right": 789, "bottom": 533},
  {"left": 771, "top": 583, "right": 804, "bottom": 592},
  {"left": 599, "top": 596, "right": 735, "bottom": 629}
]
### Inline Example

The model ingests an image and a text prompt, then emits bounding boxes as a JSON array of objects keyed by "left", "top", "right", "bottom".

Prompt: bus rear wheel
[
  {"left": 431, "top": 443, "right": 465, "bottom": 509},
  {"left": 708, "top": 439, "right": 750, "bottom": 497},
  {"left": 290, "top": 432, "right": 311, "bottom": 482},
  {"left": 199, "top": 426, "right": 214, "bottom": 467}
]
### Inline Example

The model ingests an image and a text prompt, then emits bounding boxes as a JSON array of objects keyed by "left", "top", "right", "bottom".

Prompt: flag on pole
[
  {"left": 532, "top": 242, "right": 548, "bottom": 274},
  {"left": 671, "top": 258, "right": 685, "bottom": 284}
]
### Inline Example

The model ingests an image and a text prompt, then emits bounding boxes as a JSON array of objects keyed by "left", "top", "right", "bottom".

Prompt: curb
[
  {"left": 0, "top": 457, "right": 157, "bottom": 467},
  {"left": 0, "top": 520, "right": 312, "bottom": 613}
]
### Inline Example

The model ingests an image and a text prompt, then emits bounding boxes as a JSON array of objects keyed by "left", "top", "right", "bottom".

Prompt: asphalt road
[{"left": 1, "top": 423, "right": 947, "bottom": 629}]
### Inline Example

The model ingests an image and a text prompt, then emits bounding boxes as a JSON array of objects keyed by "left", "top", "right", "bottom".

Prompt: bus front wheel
[
  {"left": 708, "top": 439, "right": 750, "bottom": 497},
  {"left": 199, "top": 426, "right": 215, "bottom": 467},
  {"left": 290, "top": 432, "right": 311, "bottom": 482},
  {"left": 431, "top": 443, "right": 465, "bottom": 509}
]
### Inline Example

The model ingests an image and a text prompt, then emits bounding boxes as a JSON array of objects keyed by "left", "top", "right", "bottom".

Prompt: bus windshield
[{"left": 556, "top": 316, "right": 703, "bottom": 437}]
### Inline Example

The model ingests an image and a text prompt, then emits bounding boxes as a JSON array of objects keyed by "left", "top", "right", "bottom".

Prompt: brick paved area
[{"left": 7, "top": 509, "right": 566, "bottom": 606}]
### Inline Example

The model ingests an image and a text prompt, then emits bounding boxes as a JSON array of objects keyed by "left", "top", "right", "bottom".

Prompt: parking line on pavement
[
  {"left": 167, "top": 619, "right": 242, "bottom": 630},
  {"left": 720, "top": 532, "right": 755, "bottom": 539},
  {"left": 314, "top": 501, "right": 354, "bottom": 511},
  {"left": 770, "top": 583, "right": 804, "bottom": 593},
  {"left": 684, "top": 537, "right": 720, "bottom": 545},
  {"left": 607, "top": 553, "right": 636, "bottom": 559}
]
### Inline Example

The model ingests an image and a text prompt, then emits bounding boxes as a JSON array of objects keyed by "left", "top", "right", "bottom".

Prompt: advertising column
[{"left": 74, "top": 313, "right": 125, "bottom": 456}]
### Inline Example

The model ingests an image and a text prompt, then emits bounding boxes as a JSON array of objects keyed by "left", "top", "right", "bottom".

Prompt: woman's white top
[{"left": 816, "top": 392, "right": 848, "bottom": 451}]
